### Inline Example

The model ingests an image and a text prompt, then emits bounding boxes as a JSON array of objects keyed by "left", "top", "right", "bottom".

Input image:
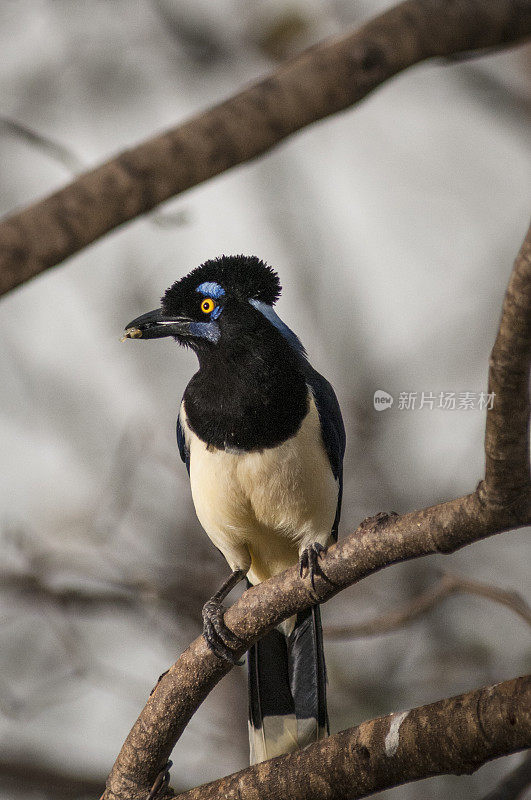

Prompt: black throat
[{"left": 183, "top": 303, "right": 309, "bottom": 451}]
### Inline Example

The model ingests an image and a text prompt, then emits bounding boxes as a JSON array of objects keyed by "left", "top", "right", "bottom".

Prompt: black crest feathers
[{"left": 162, "top": 255, "right": 281, "bottom": 312}]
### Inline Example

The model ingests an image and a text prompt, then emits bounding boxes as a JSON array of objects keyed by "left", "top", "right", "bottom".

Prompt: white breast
[{"left": 180, "top": 394, "right": 338, "bottom": 585}]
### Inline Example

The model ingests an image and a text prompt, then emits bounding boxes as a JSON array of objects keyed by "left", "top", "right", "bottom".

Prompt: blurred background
[{"left": 0, "top": 1, "right": 529, "bottom": 797}]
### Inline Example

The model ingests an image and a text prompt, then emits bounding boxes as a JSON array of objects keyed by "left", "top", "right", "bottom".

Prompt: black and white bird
[{"left": 122, "top": 255, "right": 345, "bottom": 764}]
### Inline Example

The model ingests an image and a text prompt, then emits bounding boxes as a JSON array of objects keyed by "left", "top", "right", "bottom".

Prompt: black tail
[{"left": 247, "top": 605, "right": 328, "bottom": 764}]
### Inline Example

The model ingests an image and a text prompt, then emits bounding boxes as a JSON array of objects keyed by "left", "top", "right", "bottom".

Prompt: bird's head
[{"left": 122, "top": 254, "right": 294, "bottom": 355}]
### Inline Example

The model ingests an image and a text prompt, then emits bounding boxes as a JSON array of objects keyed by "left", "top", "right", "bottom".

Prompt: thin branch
[
  {"left": 0, "top": 0, "right": 530, "bottom": 296},
  {"left": 0, "top": 115, "right": 85, "bottom": 173},
  {"left": 0, "top": 758, "right": 104, "bottom": 799},
  {"left": 6, "top": 566, "right": 528, "bottom": 637},
  {"left": 0, "top": 567, "right": 209, "bottom": 614},
  {"left": 324, "top": 572, "right": 531, "bottom": 639},
  {"left": 0, "top": 115, "right": 188, "bottom": 229},
  {"left": 0, "top": 569, "right": 141, "bottom": 608},
  {"left": 101, "top": 221, "right": 530, "bottom": 799},
  {"left": 173, "top": 676, "right": 530, "bottom": 800}
]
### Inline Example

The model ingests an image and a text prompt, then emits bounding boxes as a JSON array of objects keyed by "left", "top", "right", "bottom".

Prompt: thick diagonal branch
[
  {"left": 175, "top": 676, "right": 530, "bottom": 800},
  {"left": 483, "top": 222, "right": 531, "bottom": 509},
  {"left": 102, "top": 223, "right": 530, "bottom": 800},
  {"left": 0, "top": 0, "right": 530, "bottom": 296}
]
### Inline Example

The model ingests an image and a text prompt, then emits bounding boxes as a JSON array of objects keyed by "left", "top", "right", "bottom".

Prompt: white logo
[{"left": 373, "top": 390, "right": 394, "bottom": 411}]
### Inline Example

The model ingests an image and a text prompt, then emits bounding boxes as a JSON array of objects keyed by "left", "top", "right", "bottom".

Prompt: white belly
[{"left": 181, "top": 395, "right": 338, "bottom": 585}]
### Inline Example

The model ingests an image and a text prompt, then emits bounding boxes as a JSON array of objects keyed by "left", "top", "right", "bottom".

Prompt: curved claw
[
  {"left": 299, "top": 542, "right": 335, "bottom": 590},
  {"left": 202, "top": 598, "right": 245, "bottom": 665}
]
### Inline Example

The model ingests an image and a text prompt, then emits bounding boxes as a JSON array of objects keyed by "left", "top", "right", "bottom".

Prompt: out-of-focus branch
[
  {"left": 0, "top": 567, "right": 208, "bottom": 614},
  {"left": 103, "top": 226, "right": 530, "bottom": 799},
  {"left": 0, "top": 0, "right": 530, "bottom": 296},
  {"left": 0, "top": 115, "right": 85, "bottom": 173},
  {"left": 6, "top": 565, "right": 529, "bottom": 634},
  {"left": 176, "top": 677, "right": 530, "bottom": 800},
  {"left": 481, "top": 751, "right": 531, "bottom": 800},
  {"left": 0, "top": 758, "right": 104, "bottom": 799},
  {"left": 325, "top": 572, "right": 531, "bottom": 639},
  {"left": 0, "top": 115, "right": 187, "bottom": 229},
  {"left": 0, "top": 569, "right": 141, "bottom": 608}
]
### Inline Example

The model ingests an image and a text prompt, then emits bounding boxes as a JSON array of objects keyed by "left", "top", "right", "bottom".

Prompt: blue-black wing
[
  {"left": 176, "top": 403, "right": 190, "bottom": 474},
  {"left": 250, "top": 300, "right": 346, "bottom": 541},
  {"left": 304, "top": 364, "right": 345, "bottom": 541}
]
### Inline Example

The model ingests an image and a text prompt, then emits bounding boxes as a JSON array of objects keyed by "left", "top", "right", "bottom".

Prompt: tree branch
[
  {"left": 174, "top": 676, "right": 530, "bottom": 800},
  {"left": 483, "top": 219, "right": 531, "bottom": 510},
  {"left": 324, "top": 572, "right": 531, "bottom": 640},
  {"left": 5, "top": 565, "right": 528, "bottom": 639},
  {"left": 102, "top": 499, "right": 529, "bottom": 800},
  {"left": 0, "top": 758, "right": 104, "bottom": 799},
  {"left": 0, "top": 0, "right": 530, "bottom": 296},
  {"left": 102, "top": 224, "right": 530, "bottom": 799}
]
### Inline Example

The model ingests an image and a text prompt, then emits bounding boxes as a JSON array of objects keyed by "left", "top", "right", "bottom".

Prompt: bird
[{"left": 122, "top": 254, "right": 345, "bottom": 764}]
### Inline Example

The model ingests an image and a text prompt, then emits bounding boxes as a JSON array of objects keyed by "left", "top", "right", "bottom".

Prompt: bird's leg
[
  {"left": 202, "top": 569, "right": 247, "bottom": 665},
  {"left": 299, "top": 542, "right": 335, "bottom": 591}
]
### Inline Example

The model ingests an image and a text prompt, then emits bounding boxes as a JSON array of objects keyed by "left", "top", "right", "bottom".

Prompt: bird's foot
[
  {"left": 299, "top": 542, "right": 335, "bottom": 591},
  {"left": 202, "top": 598, "right": 245, "bottom": 665},
  {"left": 147, "top": 760, "right": 173, "bottom": 800}
]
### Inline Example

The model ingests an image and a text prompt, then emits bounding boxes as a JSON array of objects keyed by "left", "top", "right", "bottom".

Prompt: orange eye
[{"left": 200, "top": 298, "right": 215, "bottom": 314}]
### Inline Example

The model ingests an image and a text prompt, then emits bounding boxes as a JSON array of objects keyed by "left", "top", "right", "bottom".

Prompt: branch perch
[
  {"left": 102, "top": 224, "right": 530, "bottom": 799},
  {"left": 0, "top": 0, "right": 530, "bottom": 296},
  {"left": 175, "top": 676, "right": 530, "bottom": 800},
  {"left": 103, "top": 499, "right": 530, "bottom": 800}
]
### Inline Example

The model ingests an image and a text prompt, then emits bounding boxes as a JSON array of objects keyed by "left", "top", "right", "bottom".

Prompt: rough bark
[
  {"left": 175, "top": 676, "right": 531, "bottom": 800},
  {"left": 483, "top": 225, "right": 531, "bottom": 510},
  {"left": 102, "top": 225, "right": 530, "bottom": 800},
  {"left": 102, "top": 499, "right": 529, "bottom": 800},
  {"left": 0, "top": 0, "right": 530, "bottom": 296}
]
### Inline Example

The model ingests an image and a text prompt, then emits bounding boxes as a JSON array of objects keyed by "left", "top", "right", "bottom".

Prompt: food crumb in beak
[{"left": 120, "top": 327, "right": 142, "bottom": 342}]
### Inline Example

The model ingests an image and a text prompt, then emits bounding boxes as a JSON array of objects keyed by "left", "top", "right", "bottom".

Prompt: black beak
[{"left": 121, "top": 308, "right": 192, "bottom": 341}]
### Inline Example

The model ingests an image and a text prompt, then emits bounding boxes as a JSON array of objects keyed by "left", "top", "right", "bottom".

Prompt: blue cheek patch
[
  {"left": 189, "top": 321, "right": 221, "bottom": 343},
  {"left": 211, "top": 305, "right": 222, "bottom": 320},
  {"left": 196, "top": 281, "right": 225, "bottom": 299}
]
